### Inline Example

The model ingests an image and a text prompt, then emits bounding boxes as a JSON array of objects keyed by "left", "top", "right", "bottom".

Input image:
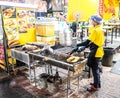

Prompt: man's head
[{"left": 91, "top": 15, "right": 102, "bottom": 25}]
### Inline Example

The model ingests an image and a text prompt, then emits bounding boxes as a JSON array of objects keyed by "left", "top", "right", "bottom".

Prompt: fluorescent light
[{"left": 0, "top": 1, "right": 38, "bottom": 8}]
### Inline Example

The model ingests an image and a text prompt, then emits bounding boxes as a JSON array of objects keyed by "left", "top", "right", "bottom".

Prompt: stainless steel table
[{"left": 11, "top": 48, "right": 37, "bottom": 85}]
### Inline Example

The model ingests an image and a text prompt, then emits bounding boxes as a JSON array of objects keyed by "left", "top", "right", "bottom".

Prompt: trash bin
[{"left": 102, "top": 47, "right": 115, "bottom": 67}]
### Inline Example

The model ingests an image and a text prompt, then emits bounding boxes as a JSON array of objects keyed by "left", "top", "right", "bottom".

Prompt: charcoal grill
[
  {"left": 11, "top": 46, "right": 86, "bottom": 76},
  {"left": 27, "top": 46, "right": 86, "bottom": 72}
]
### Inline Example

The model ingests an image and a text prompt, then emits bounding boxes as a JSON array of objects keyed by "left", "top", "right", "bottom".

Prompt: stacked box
[
  {"left": 36, "top": 24, "right": 54, "bottom": 37},
  {"left": 37, "top": 36, "right": 56, "bottom": 46}
]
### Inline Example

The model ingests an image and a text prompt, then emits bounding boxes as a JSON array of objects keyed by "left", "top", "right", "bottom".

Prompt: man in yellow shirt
[{"left": 70, "top": 15, "right": 104, "bottom": 91}]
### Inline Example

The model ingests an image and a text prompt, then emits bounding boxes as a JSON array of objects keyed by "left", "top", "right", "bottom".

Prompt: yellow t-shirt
[
  {"left": 88, "top": 25, "right": 105, "bottom": 57},
  {"left": 88, "top": 26, "right": 94, "bottom": 36}
]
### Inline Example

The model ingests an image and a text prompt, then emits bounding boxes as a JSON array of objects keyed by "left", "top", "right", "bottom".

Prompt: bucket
[
  {"left": 39, "top": 73, "right": 49, "bottom": 89},
  {"left": 102, "top": 47, "right": 115, "bottom": 67},
  {"left": 47, "top": 75, "right": 59, "bottom": 93}
]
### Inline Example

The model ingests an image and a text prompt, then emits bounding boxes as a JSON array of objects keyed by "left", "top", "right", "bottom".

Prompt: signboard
[
  {"left": 17, "top": 8, "right": 36, "bottom": 44},
  {"left": 2, "top": 6, "right": 19, "bottom": 46},
  {"left": 2, "top": 6, "right": 36, "bottom": 46},
  {"left": 99, "top": 0, "right": 104, "bottom": 17},
  {"left": 103, "top": 0, "right": 118, "bottom": 20}
]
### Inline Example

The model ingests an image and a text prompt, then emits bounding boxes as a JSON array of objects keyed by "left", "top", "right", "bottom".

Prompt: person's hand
[
  {"left": 69, "top": 50, "right": 74, "bottom": 55},
  {"left": 68, "top": 45, "right": 78, "bottom": 55},
  {"left": 78, "top": 46, "right": 86, "bottom": 52},
  {"left": 73, "top": 45, "right": 78, "bottom": 52}
]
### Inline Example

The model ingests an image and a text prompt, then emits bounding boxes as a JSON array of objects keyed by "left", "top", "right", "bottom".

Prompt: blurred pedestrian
[
  {"left": 71, "top": 22, "right": 77, "bottom": 37},
  {"left": 109, "top": 13, "right": 117, "bottom": 23}
]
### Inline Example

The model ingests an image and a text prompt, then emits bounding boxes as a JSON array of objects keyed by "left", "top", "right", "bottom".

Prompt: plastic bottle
[
  {"left": 59, "top": 22, "right": 65, "bottom": 46},
  {"left": 64, "top": 25, "right": 72, "bottom": 46}
]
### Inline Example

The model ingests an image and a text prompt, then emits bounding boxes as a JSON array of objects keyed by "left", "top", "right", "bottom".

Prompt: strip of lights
[{"left": 0, "top": 1, "right": 38, "bottom": 8}]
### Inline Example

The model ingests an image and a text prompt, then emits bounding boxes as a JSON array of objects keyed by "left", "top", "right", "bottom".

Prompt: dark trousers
[
  {"left": 87, "top": 56, "right": 101, "bottom": 88},
  {"left": 91, "top": 63, "right": 101, "bottom": 87}
]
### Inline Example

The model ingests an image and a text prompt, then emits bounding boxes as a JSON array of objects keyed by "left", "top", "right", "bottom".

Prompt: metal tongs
[{"left": 40, "top": 45, "right": 54, "bottom": 55}]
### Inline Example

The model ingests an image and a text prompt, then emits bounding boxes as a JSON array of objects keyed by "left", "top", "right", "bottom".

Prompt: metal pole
[
  {"left": 67, "top": 66, "right": 70, "bottom": 98},
  {"left": 77, "top": 72, "right": 80, "bottom": 94},
  {"left": 111, "top": 28, "right": 113, "bottom": 44},
  {"left": 29, "top": 65, "right": 32, "bottom": 83},
  {"left": 33, "top": 66, "right": 36, "bottom": 86}
]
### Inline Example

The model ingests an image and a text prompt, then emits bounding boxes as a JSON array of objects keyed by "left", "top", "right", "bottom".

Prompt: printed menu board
[
  {"left": 17, "top": 8, "right": 27, "bottom": 33},
  {"left": 17, "top": 8, "right": 36, "bottom": 32},
  {"left": 27, "top": 10, "right": 35, "bottom": 28},
  {"left": 2, "top": 6, "right": 36, "bottom": 47},
  {"left": 2, "top": 6, "right": 19, "bottom": 46},
  {"left": 17, "top": 8, "right": 36, "bottom": 44}
]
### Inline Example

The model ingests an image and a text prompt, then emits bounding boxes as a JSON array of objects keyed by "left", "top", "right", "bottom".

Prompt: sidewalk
[{"left": 1, "top": 66, "right": 120, "bottom": 98}]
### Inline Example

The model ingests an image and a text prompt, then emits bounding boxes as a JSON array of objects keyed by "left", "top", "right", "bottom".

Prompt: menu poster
[
  {"left": 2, "top": 6, "right": 36, "bottom": 46},
  {"left": 0, "top": 42, "right": 4, "bottom": 65},
  {"left": 18, "top": 19, "right": 27, "bottom": 33},
  {"left": 4, "top": 19, "right": 19, "bottom": 41},
  {"left": 2, "top": 6, "right": 19, "bottom": 47},
  {"left": 17, "top": 8, "right": 27, "bottom": 33},
  {"left": 27, "top": 10, "right": 35, "bottom": 29},
  {"left": 2, "top": 6, "right": 16, "bottom": 19},
  {"left": 0, "top": 14, "right": 4, "bottom": 65}
]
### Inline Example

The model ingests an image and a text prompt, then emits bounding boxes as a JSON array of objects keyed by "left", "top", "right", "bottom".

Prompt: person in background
[
  {"left": 70, "top": 22, "right": 77, "bottom": 37},
  {"left": 80, "top": 22, "right": 85, "bottom": 41},
  {"left": 109, "top": 13, "right": 117, "bottom": 23},
  {"left": 70, "top": 15, "right": 105, "bottom": 92},
  {"left": 109, "top": 13, "right": 118, "bottom": 37}
]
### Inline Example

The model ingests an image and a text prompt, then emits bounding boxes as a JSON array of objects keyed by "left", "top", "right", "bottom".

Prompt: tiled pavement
[{"left": 0, "top": 51, "right": 120, "bottom": 98}]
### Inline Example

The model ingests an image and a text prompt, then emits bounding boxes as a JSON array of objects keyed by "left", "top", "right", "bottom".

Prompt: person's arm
[
  {"left": 69, "top": 39, "right": 90, "bottom": 55},
  {"left": 77, "top": 39, "right": 90, "bottom": 47}
]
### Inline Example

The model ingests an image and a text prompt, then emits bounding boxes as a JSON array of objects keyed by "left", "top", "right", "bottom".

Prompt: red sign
[{"left": 99, "top": 0, "right": 104, "bottom": 17}]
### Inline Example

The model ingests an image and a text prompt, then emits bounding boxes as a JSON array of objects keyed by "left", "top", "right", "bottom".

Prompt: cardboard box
[
  {"left": 36, "top": 24, "right": 54, "bottom": 37},
  {"left": 37, "top": 36, "right": 56, "bottom": 46}
]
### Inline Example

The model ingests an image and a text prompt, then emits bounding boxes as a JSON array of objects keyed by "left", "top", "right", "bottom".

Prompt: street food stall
[{"left": 0, "top": 0, "right": 120, "bottom": 98}]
